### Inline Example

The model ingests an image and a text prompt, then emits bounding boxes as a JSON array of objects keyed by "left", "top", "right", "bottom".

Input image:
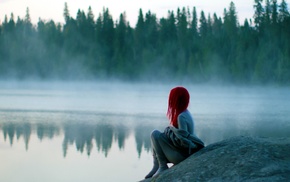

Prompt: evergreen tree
[
  {"left": 265, "top": 0, "right": 272, "bottom": 26},
  {"left": 0, "top": 2, "right": 290, "bottom": 84},
  {"left": 167, "top": 11, "right": 177, "bottom": 42},
  {"left": 87, "top": 6, "right": 95, "bottom": 40},
  {"left": 135, "top": 9, "right": 145, "bottom": 47},
  {"left": 212, "top": 13, "right": 223, "bottom": 38},
  {"left": 101, "top": 8, "right": 115, "bottom": 75},
  {"left": 133, "top": 9, "right": 146, "bottom": 76},
  {"left": 144, "top": 11, "right": 158, "bottom": 50},
  {"left": 271, "top": 0, "right": 279, "bottom": 25},
  {"left": 199, "top": 11, "right": 208, "bottom": 38},
  {"left": 190, "top": 7, "right": 198, "bottom": 38},
  {"left": 224, "top": 2, "right": 239, "bottom": 80},
  {"left": 63, "top": 2, "right": 70, "bottom": 23},
  {"left": 114, "top": 13, "right": 128, "bottom": 76},
  {"left": 254, "top": 0, "right": 265, "bottom": 31},
  {"left": 142, "top": 10, "right": 159, "bottom": 75},
  {"left": 236, "top": 19, "right": 256, "bottom": 82},
  {"left": 278, "top": 0, "right": 290, "bottom": 22},
  {"left": 177, "top": 7, "right": 188, "bottom": 48},
  {"left": 187, "top": 7, "right": 200, "bottom": 80}
]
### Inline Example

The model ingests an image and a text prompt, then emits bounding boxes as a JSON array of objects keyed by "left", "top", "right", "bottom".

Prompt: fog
[
  {"left": 1, "top": 80, "right": 289, "bottom": 140},
  {"left": 0, "top": 80, "right": 289, "bottom": 181},
  {"left": 1, "top": 1, "right": 290, "bottom": 83},
  {"left": 1, "top": 1, "right": 290, "bottom": 180}
]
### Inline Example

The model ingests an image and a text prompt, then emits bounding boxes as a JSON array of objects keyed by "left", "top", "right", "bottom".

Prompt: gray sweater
[
  {"left": 177, "top": 109, "right": 194, "bottom": 135},
  {"left": 165, "top": 110, "right": 204, "bottom": 153}
]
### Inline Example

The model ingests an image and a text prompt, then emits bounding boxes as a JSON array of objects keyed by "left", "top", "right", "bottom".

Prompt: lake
[{"left": 0, "top": 81, "right": 289, "bottom": 182}]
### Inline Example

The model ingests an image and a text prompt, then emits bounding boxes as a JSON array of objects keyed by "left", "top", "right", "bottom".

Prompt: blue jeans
[{"left": 150, "top": 129, "right": 188, "bottom": 165}]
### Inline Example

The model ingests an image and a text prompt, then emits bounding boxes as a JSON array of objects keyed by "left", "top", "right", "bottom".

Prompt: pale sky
[{"left": 0, "top": 0, "right": 279, "bottom": 26}]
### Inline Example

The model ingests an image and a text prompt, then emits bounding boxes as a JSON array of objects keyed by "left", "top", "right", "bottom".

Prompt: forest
[{"left": 0, "top": 0, "right": 289, "bottom": 84}]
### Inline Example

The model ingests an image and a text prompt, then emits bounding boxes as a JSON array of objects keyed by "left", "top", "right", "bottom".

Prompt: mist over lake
[
  {"left": 0, "top": 81, "right": 289, "bottom": 181},
  {"left": 1, "top": 0, "right": 290, "bottom": 181}
]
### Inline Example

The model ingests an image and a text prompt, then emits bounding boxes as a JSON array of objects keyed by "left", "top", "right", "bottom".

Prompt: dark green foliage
[{"left": 0, "top": 1, "right": 290, "bottom": 84}]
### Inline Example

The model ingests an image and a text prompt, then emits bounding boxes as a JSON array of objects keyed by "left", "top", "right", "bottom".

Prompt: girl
[{"left": 145, "top": 86, "right": 204, "bottom": 179}]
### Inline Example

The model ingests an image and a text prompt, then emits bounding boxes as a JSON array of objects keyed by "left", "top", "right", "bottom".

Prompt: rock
[{"left": 140, "top": 136, "right": 290, "bottom": 182}]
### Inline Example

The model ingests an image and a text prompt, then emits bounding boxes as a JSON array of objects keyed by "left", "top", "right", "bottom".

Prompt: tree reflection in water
[
  {"left": 37, "top": 123, "right": 60, "bottom": 141},
  {"left": 2, "top": 122, "right": 32, "bottom": 150},
  {"left": 0, "top": 114, "right": 163, "bottom": 158},
  {"left": 135, "top": 124, "right": 154, "bottom": 158},
  {"left": 1, "top": 112, "right": 290, "bottom": 159}
]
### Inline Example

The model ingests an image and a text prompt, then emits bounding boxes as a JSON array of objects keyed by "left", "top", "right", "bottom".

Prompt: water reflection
[
  {"left": 0, "top": 113, "right": 163, "bottom": 158},
  {"left": 37, "top": 123, "right": 60, "bottom": 140},
  {"left": 1, "top": 111, "right": 290, "bottom": 158},
  {"left": 135, "top": 124, "right": 154, "bottom": 157},
  {"left": 2, "top": 122, "right": 32, "bottom": 150},
  {"left": 62, "top": 122, "right": 127, "bottom": 157}
]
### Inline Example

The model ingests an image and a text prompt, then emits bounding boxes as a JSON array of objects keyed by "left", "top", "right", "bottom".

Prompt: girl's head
[{"left": 167, "top": 87, "right": 190, "bottom": 128}]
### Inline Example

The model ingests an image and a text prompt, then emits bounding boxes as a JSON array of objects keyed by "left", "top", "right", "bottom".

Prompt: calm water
[{"left": 0, "top": 81, "right": 290, "bottom": 182}]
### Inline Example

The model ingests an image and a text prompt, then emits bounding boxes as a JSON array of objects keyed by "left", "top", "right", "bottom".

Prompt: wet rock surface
[{"left": 140, "top": 136, "right": 290, "bottom": 182}]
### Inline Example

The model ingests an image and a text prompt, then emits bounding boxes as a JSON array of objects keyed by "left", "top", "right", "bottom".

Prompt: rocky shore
[{"left": 140, "top": 136, "right": 290, "bottom": 182}]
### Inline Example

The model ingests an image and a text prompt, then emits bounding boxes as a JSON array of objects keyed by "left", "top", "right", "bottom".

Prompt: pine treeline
[{"left": 0, "top": 1, "right": 289, "bottom": 84}]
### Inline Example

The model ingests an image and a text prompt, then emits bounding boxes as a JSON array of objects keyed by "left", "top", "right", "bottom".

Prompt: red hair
[{"left": 167, "top": 87, "right": 190, "bottom": 128}]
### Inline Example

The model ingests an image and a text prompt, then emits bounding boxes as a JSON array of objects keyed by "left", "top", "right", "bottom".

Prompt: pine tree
[
  {"left": 253, "top": 0, "right": 265, "bottom": 31},
  {"left": 199, "top": 11, "right": 207, "bottom": 38},
  {"left": 135, "top": 9, "right": 145, "bottom": 48},
  {"left": 101, "top": 8, "right": 115, "bottom": 75},
  {"left": 144, "top": 11, "right": 158, "bottom": 50},
  {"left": 190, "top": 7, "right": 198, "bottom": 38},
  {"left": 87, "top": 6, "right": 95, "bottom": 40},
  {"left": 63, "top": 2, "right": 70, "bottom": 23},
  {"left": 271, "top": 0, "right": 278, "bottom": 25},
  {"left": 265, "top": 0, "right": 272, "bottom": 26},
  {"left": 177, "top": 7, "right": 188, "bottom": 48},
  {"left": 114, "top": 13, "right": 127, "bottom": 75},
  {"left": 278, "top": 0, "right": 290, "bottom": 22}
]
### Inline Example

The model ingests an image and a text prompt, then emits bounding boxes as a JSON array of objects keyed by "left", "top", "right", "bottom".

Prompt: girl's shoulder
[
  {"left": 179, "top": 109, "right": 192, "bottom": 117},
  {"left": 178, "top": 110, "right": 193, "bottom": 122}
]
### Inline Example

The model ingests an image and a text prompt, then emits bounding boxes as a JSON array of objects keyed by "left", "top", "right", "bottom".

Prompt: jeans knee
[{"left": 151, "top": 130, "right": 161, "bottom": 140}]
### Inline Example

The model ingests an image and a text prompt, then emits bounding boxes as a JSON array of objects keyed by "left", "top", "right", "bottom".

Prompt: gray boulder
[{"left": 140, "top": 136, "right": 290, "bottom": 182}]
